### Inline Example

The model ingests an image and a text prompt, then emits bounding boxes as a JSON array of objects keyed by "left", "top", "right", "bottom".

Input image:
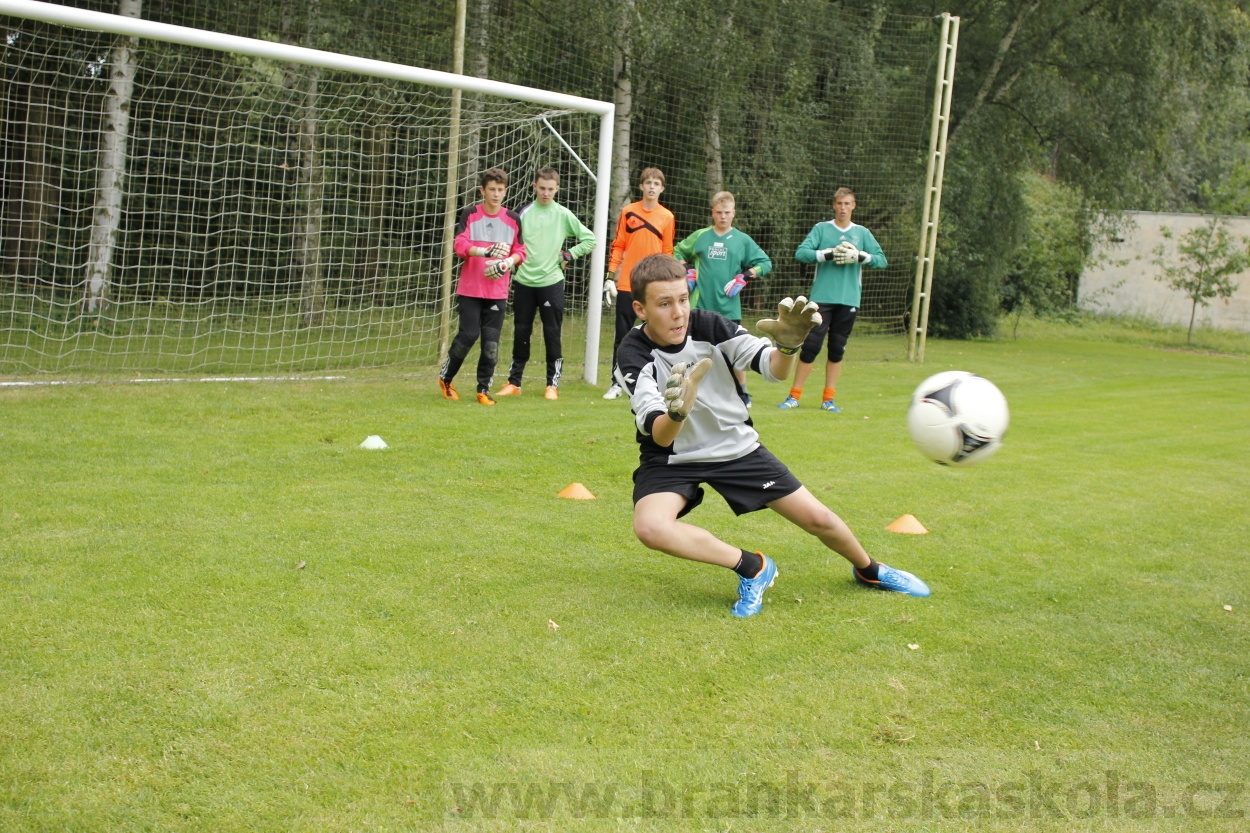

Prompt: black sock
[
  {"left": 733, "top": 550, "right": 764, "bottom": 579},
  {"left": 855, "top": 559, "right": 880, "bottom": 581}
]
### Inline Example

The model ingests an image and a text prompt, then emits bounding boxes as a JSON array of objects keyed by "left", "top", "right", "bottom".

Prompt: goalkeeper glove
[
  {"left": 560, "top": 250, "right": 573, "bottom": 269},
  {"left": 816, "top": 247, "right": 838, "bottom": 263},
  {"left": 833, "top": 242, "right": 871, "bottom": 265},
  {"left": 603, "top": 277, "right": 617, "bottom": 308},
  {"left": 686, "top": 268, "right": 698, "bottom": 292},
  {"left": 663, "top": 358, "right": 713, "bottom": 421},
  {"left": 723, "top": 274, "right": 748, "bottom": 298},
  {"left": 725, "top": 267, "right": 750, "bottom": 296},
  {"left": 484, "top": 241, "right": 511, "bottom": 259},
  {"left": 756, "top": 295, "right": 822, "bottom": 355},
  {"left": 484, "top": 258, "right": 512, "bottom": 279}
]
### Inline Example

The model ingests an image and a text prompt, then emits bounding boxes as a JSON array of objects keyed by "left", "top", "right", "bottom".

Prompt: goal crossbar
[{"left": 0, "top": 0, "right": 616, "bottom": 382}]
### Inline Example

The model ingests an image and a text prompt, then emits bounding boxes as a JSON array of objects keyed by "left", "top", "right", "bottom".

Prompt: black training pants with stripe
[{"left": 508, "top": 281, "right": 565, "bottom": 388}]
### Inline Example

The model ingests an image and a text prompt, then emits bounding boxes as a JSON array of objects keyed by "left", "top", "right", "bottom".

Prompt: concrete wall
[{"left": 1079, "top": 211, "right": 1250, "bottom": 332}]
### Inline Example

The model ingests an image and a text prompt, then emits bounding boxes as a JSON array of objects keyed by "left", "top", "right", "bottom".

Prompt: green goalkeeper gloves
[
  {"left": 663, "top": 358, "right": 712, "bottom": 421},
  {"left": 756, "top": 296, "right": 822, "bottom": 355}
]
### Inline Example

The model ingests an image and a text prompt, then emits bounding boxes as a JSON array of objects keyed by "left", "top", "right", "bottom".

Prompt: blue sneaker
[
  {"left": 778, "top": 396, "right": 800, "bottom": 409},
  {"left": 731, "top": 554, "right": 778, "bottom": 618},
  {"left": 854, "top": 563, "right": 930, "bottom": 597},
  {"left": 821, "top": 399, "right": 841, "bottom": 413}
]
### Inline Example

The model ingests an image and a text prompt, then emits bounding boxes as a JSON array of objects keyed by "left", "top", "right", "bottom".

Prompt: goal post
[{"left": 0, "top": 0, "right": 614, "bottom": 381}]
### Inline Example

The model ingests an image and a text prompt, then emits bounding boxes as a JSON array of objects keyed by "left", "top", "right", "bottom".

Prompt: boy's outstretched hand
[
  {"left": 757, "top": 296, "right": 822, "bottom": 354},
  {"left": 663, "top": 358, "right": 713, "bottom": 421}
]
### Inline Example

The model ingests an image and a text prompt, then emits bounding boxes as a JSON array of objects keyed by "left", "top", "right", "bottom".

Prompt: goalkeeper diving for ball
[{"left": 617, "top": 254, "right": 929, "bottom": 618}]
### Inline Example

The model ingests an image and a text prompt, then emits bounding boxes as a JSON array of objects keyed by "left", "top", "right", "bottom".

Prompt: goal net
[
  {"left": 0, "top": 0, "right": 610, "bottom": 377},
  {"left": 2, "top": 0, "right": 953, "bottom": 379}
]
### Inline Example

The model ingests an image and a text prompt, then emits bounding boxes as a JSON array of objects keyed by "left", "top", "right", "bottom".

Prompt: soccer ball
[{"left": 907, "top": 371, "right": 1009, "bottom": 467}]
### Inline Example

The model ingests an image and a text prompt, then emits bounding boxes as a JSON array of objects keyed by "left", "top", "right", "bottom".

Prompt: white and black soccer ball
[{"left": 907, "top": 371, "right": 1009, "bottom": 467}]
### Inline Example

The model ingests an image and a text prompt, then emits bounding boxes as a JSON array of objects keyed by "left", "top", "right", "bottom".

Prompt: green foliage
[
  {"left": 927, "top": 135, "right": 1026, "bottom": 339},
  {"left": 924, "top": 0, "right": 1250, "bottom": 337},
  {"left": 1002, "top": 171, "right": 1090, "bottom": 336},
  {"left": 3, "top": 336, "right": 1249, "bottom": 829},
  {"left": 1151, "top": 217, "right": 1250, "bottom": 343}
]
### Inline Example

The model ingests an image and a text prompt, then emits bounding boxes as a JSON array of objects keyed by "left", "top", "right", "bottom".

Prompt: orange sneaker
[
  {"left": 496, "top": 383, "right": 522, "bottom": 396},
  {"left": 544, "top": 385, "right": 559, "bottom": 400},
  {"left": 476, "top": 392, "right": 496, "bottom": 406},
  {"left": 438, "top": 377, "right": 459, "bottom": 400}
]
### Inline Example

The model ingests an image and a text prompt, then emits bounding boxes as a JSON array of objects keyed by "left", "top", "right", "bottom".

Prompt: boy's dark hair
[
  {"left": 631, "top": 254, "right": 686, "bottom": 303},
  {"left": 534, "top": 166, "right": 559, "bottom": 183},
  {"left": 833, "top": 186, "right": 856, "bottom": 200},
  {"left": 639, "top": 167, "right": 666, "bottom": 187},
  {"left": 481, "top": 167, "right": 509, "bottom": 187}
]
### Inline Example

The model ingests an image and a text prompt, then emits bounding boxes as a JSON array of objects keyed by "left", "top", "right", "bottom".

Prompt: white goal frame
[{"left": 0, "top": 0, "right": 616, "bottom": 383}]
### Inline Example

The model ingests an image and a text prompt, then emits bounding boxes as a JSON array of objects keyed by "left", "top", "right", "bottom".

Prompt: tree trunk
[
  {"left": 83, "top": 0, "right": 142, "bottom": 313},
  {"left": 462, "top": 0, "right": 492, "bottom": 185},
  {"left": 702, "top": 10, "right": 732, "bottom": 201},
  {"left": 609, "top": 0, "right": 635, "bottom": 212},
  {"left": 282, "top": 0, "right": 325, "bottom": 327},
  {"left": 703, "top": 106, "right": 723, "bottom": 198},
  {"left": 297, "top": 62, "right": 324, "bottom": 327},
  {"left": 363, "top": 116, "right": 391, "bottom": 298}
]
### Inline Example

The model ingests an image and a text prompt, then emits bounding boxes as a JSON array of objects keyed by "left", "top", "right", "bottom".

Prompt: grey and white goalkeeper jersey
[{"left": 615, "top": 309, "right": 782, "bottom": 464}]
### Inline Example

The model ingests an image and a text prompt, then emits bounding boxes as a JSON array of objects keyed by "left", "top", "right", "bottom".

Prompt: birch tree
[
  {"left": 609, "top": 0, "right": 635, "bottom": 212},
  {"left": 83, "top": 0, "right": 141, "bottom": 314}
]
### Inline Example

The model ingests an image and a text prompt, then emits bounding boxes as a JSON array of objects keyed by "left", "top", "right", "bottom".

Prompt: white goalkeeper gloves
[
  {"left": 482, "top": 241, "right": 511, "bottom": 259},
  {"left": 484, "top": 258, "right": 513, "bottom": 279},
  {"left": 837, "top": 242, "right": 872, "bottom": 264},
  {"left": 756, "top": 296, "right": 822, "bottom": 355},
  {"left": 603, "top": 276, "right": 618, "bottom": 308},
  {"left": 817, "top": 243, "right": 871, "bottom": 265},
  {"left": 663, "top": 358, "right": 712, "bottom": 422}
]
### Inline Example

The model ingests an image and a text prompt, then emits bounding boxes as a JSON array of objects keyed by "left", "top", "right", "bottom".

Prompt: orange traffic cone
[
  {"left": 558, "top": 483, "right": 596, "bottom": 500},
  {"left": 886, "top": 514, "right": 928, "bottom": 534}
]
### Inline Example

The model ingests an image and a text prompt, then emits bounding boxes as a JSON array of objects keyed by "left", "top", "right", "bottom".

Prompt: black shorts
[
  {"left": 799, "top": 303, "right": 857, "bottom": 364},
  {"left": 632, "top": 446, "right": 803, "bottom": 517}
]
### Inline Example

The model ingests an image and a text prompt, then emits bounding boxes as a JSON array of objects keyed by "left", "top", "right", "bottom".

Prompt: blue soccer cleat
[
  {"left": 778, "top": 396, "right": 800, "bottom": 409},
  {"left": 732, "top": 554, "right": 778, "bottom": 618},
  {"left": 820, "top": 399, "right": 842, "bottom": 413},
  {"left": 854, "top": 563, "right": 930, "bottom": 597}
]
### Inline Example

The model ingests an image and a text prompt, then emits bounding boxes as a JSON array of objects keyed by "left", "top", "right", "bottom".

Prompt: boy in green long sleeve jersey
[
  {"left": 674, "top": 191, "right": 771, "bottom": 407},
  {"left": 780, "top": 187, "right": 886, "bottom": 413},
  {"left": 496, "top": 167, "right": 596, "bottom": 400}
]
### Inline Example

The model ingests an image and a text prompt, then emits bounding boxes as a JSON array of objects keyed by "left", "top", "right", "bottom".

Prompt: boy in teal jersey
[
  {"left": 779, "top": 187, "right": 886, "bottom": 413},
  {"left": 496, "top": 167, "right": 596, "bottom": 401},
  {"left": 674, "top": 191, "right": 771, "bottom": 405}
]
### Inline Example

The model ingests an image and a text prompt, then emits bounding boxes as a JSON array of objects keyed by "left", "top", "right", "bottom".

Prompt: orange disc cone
[
  {"left": 558, "top": 482, "right": 596, "bottom": 500},
  {"left": 887, "top": 514, "right": 928, "bottom": 534}
]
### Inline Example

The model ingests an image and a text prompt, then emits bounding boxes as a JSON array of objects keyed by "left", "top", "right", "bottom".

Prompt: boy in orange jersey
[{"left": 602, "top": 167, "right": 675, "bottom": 399}]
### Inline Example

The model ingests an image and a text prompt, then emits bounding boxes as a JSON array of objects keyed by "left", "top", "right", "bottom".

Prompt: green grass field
[{"left": 2, "top": 321, "right": 1248, "bottom": 831}]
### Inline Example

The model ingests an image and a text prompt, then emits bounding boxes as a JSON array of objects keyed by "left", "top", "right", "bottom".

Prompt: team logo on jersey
[
  {"left": 707, "top": 242, "right": 728, "bottom": 261},
  {"left": 623, "top": 212, "right": 663, "bottom": 239}
]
